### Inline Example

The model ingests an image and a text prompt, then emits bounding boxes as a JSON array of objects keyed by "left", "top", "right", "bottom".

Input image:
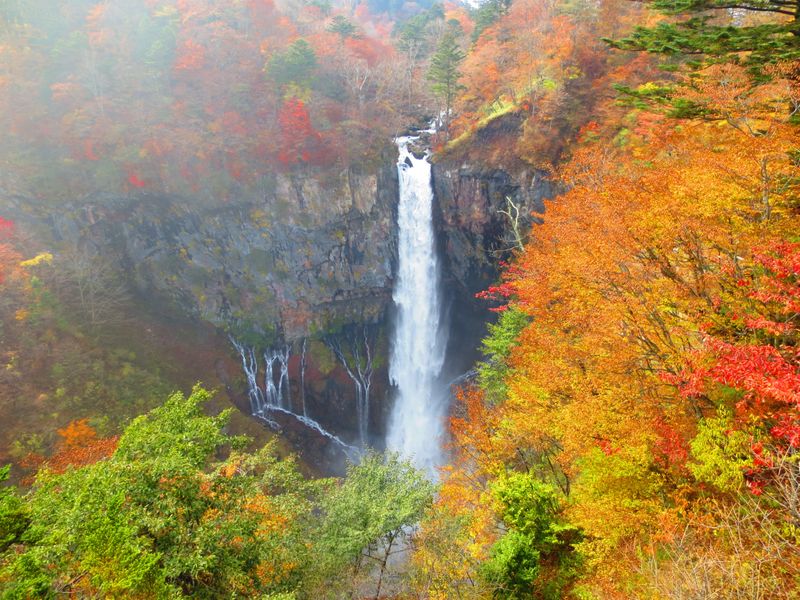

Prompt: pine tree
[
  {"left": 427, "top": 23, "right": 465, "bottom": 129},
  {"left": 327, "top": 15, "right": 358, "bottom": 39},
  {"left": 471, "top": 0, "right": 511, "bottom": 42},
  {"left": 267, "top": 39, "right": 318, "bottom": 89},
  {"left": 608, "top": 0, "right": 800, "bottom": 70}
]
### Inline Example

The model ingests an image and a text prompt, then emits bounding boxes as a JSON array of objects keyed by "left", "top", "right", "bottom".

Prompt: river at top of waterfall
[{"left": 386, "top": 134, "right": 448, "bottom": 477}]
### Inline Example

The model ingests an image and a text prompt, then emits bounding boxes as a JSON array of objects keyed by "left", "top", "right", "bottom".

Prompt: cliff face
[
  {"left": 431, "top": 160, "right": 554, "bottom": 379},
  {"left": 3, "top": 149, "right": 399, "bottom": 457},
  {"left": 433, "top": 163, "right": 552, "bottom": 293},
  {"left": 93, "top": 158, "right": 399, "bottom": 341},
  {"left": 2, "top": 140, "right": 552, "bottom": 461}
]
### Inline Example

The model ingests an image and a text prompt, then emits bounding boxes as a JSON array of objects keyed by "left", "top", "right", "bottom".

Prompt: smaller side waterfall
[
  {"left": 264, "top": 346, "right": 291, "bottom": 410},
  {"left": 325, "top": 326, "right": 374, "bottom": 448},
  {"left": 299, "top": 338, "right": 308, "bottom": 418},
  {"left": 231, "top": 337, "right": 360, "bottom": 459}
]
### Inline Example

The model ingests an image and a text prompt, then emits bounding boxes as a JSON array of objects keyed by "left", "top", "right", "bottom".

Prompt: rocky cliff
[
  {"left": 430, "top": 159, "right": 554, "bottom": 381},
  {"left": 2, "top": 138, "right": 553, "bottom": 463}
]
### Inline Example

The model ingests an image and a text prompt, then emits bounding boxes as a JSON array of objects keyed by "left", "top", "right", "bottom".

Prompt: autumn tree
[
  {"left": 277, "top": 97, "right": 330, "bottom": 171},
  {"left": 415, "top": 53, "right": 800, "bottom": 595},
  {"left": 670, "top": 242, "right": 800, "bottom": 495},
  {"left": 45, "top": 419, "right": 118, "bottom": 474}
]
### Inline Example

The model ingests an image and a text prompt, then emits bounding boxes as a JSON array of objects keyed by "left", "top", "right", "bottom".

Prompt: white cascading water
[
  {"left": 387, "top": 132, "right": 447, "bottom": 476},
  {"left": 230, "top": 337, "right": 361, "bottom": 461}
]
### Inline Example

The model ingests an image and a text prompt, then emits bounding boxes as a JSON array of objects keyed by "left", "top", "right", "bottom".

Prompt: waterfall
[
  {"left": 387, "top": 132, "right": 447, "bottom": 476},
  {"left": 325, "top": 327, "right": 374, "bottom": 448},
  {"left": 230, "top": 338, "right": 290, "bottom": 414},
  {"left": 299, "top": 338, "right": 308, "bottom": 418},
  {"left": 231, "top": 337, "right": 360, "bottom": 459},
  {"left": 264, "top": 346, "right": 290, "bottom": 410}
]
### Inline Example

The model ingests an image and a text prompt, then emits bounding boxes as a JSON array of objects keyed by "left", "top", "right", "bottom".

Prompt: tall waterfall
[{"left": 387, "top": 133, "right": 447, "bottom": 475}]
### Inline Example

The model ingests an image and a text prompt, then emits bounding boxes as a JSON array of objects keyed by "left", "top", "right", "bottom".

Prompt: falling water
[
  {"left": 387, "top": 132, "right": 447, "bottom": 476},
  {"left": 230, "top": 337, "right": 360, "bottom": 459}
]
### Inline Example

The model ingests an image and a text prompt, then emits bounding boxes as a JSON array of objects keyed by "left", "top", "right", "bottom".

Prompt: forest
[{"left": 0, "top": 0, "right": 798, "bottom": 598}]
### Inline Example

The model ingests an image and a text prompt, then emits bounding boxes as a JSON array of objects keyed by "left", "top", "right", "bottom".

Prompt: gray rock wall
[{"left": 2, "top": 143, "right": 554, "bottom": 453}]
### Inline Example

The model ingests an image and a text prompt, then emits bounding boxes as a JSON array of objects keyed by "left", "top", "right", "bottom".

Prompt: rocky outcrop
[
  {"left": 430, "top": 160, "right": 555, "bottom": 381},
  {"left": 432, "top": 163, "right": 553, "bottom": 295},
  {"left": 6, "top": 149, "right": 398, "bottom": 342}
]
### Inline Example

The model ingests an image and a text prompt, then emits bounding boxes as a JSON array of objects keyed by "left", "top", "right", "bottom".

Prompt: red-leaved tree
[
  {"left": 669, "top": 242, "right": 800, "bottom": 495},
  {"left": 277, "top": 98, "right": 332, "bottom": 168}
]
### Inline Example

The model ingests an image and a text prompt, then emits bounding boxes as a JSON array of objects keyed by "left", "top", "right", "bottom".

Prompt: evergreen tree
[
  {"left": 471, "top": 0, "right": 512, "bottom": 42},
  {"left": 327, "top": 15, "right": 358, "bottom": 39},
  {"left": 267, "top": 39, "right": 318, "bottom": 89},
  {"left": 608, "top": 0, "right": 800, "bottom": 70},
  {"left": 427, "top": 23, "right": 466, "bottom": 129}
]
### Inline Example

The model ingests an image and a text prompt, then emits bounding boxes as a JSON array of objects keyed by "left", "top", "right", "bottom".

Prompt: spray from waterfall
[{"left": 387, "top": 131, "right": 448, "bottom": 476}]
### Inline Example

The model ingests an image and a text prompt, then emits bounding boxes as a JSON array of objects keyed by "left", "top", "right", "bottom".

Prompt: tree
[
  {"left": 327, "top": 15, "right": 358, "bottom": 39},
  {"left": 427, "top": 23, "right": 466, "bottom": 129},
  {"left": 267, "top": 39, "right": 318, "bottom": 89},
  {"left": 1, "top": 390, "right": 437, "bottom": 598},
  {"left": 477, "top": 306, "right": 529, "bottom": 403},
  {"left": 312, "top": 452, "right": 434, "bottom": 599},
  {"left": 480, "top": 473, "right": 581, "bottom": 599},
  {"left": 668, "top": 242, "right": 800, "bottom": 496},
  {"left": 0, "top": 387, "right": 321, "bottom": 598},
  {"left": 608, "top": 0, "right": 800, "bottom": 70},
  {"left": 0, "top": 466, "right": 27, "bottom": 553},
  {"left": 277, "top": 97, "right": 330, "bottom": 170},
  {"left": 471, "top": 0, "right": 511, "bottom": 42},
  {"left": 414, "top": 55, "right": 800, "bottom": 596},
  {"left": 51, "top": 248, "right": 130, "bottom": 329}
]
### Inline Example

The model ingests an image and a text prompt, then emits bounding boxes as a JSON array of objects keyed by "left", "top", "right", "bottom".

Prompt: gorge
[{"left": 3, "top": 0, "right": 796, "bottom": 596}]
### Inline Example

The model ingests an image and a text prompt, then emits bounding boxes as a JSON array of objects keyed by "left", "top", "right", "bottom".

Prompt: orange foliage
[
  {"left": 174, "top": 39, "right": 206, "bottom": 71},
  {"left": 2, "top": 0, "right": 400, "bottom": 198},
  {"left": 45, "top": 419, "right": 118, "bottom": 474},
  {"left": 429, "top": 63, "right": 800, "bottom": 593},
  {"left": 344, "top": 36, "right": 391, "bottom": 67},
  {"left": 450, "top": 0, "right": 652, "bottom": 166},
  {"left": 444, "top": 2, "right": 474, "bottom": 39}
]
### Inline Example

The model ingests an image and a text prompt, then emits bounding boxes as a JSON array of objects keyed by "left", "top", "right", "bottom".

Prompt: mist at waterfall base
[{"left": 386, "top": 135, "right": 449, "bottom": 477}]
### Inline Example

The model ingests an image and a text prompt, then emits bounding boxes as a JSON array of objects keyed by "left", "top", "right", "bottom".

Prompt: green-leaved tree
[
  {"left": 312, "top": 452, "right": 435, "bottom": 599},
  {"left": 0, "top": 388, "right": 437, "bottom": 599},
  {"left": 608, "top": 0, "right": 800, "bottom": 70},
  {"left": 267, "top": 39, "right": 318, "bottom": 90},
  {"left": 0, "top": 387, "right": 322, "bottom": 598}
]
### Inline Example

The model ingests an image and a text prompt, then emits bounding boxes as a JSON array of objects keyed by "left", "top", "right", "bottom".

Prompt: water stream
[{"left": 386, "top": 132, "right": 448, "bottom": 476}]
